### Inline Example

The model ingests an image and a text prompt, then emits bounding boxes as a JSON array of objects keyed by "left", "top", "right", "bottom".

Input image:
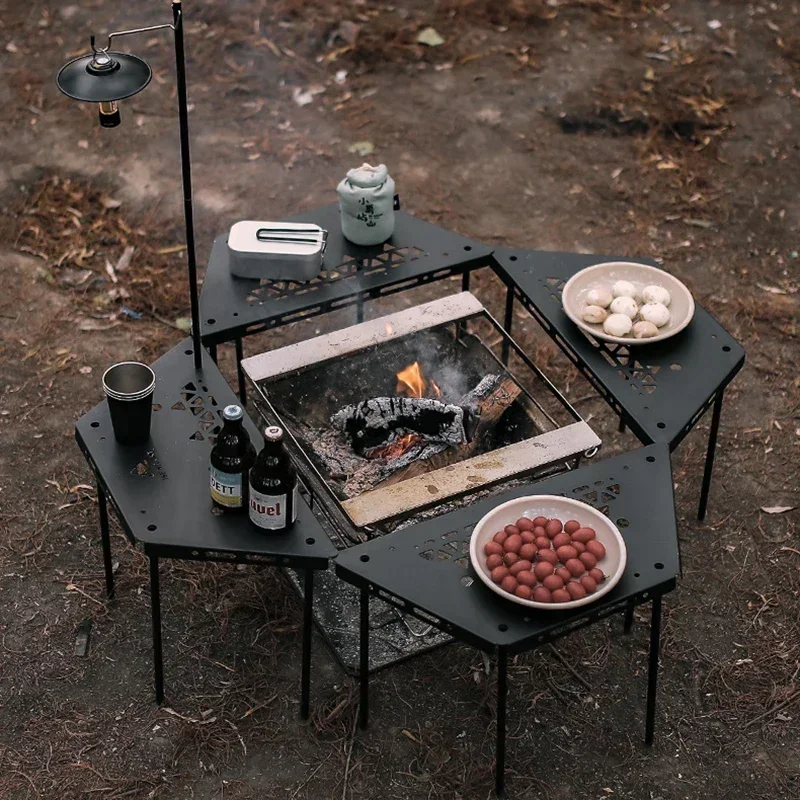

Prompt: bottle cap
[
  {"left": 222, "top": 404, "right": 243, "bottom": 422},
  {"left": 264, "top": 425, "right": 283, "bottom": 442}
]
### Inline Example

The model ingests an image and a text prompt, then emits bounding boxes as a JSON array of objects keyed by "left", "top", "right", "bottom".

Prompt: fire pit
[{"left": 243, "top": 293, "right": 600, "bottom": 538}]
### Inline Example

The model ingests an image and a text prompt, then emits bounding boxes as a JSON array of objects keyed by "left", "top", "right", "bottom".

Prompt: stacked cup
[{"left": 101, "top": 362, "right": 156, "bottom": 445}]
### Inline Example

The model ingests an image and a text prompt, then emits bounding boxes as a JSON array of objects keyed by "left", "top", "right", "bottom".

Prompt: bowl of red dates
[{"left": 469, "top": 495, "right": 627, "bottom": 609}]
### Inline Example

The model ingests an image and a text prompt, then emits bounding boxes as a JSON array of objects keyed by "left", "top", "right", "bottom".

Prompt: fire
[
  {"left": 396, "top": 361, "right": 440, "bottom": 399},
  {"left": 372, "top": 433, "right": 420, "bottom": 460}
]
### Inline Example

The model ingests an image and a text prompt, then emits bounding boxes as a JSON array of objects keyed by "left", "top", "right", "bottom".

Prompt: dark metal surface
[
  {"left": 336, "top": 444, "right": 678, "bottom": 654},
  {"left": 491, "top": 248, "right": 745, "bottom": 449},
  {"left": 199, "top": 204, "right": 493, "bottom": 346},
  {"left": 56, "top": 51, "right": 152, "bottom": 102},
  {"left": 172, "top": 2, "right": 203, "bottom": 370},
  {"left": 75, "top": 340, "right": 335, "bottom": 567}
]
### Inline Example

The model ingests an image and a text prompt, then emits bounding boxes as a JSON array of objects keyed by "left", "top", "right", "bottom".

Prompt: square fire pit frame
[{"left": 242, "top": 292, "right": 602, "bottom": 533}]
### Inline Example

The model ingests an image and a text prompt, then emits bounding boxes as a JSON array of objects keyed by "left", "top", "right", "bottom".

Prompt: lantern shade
[{"left": 57, "top": 51, "right": 152, "bottom": 103}]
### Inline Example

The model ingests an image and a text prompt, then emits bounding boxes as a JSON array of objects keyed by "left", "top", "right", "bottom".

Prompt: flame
[
  {"left": 371, "top": 433, "right": 420, "bottom": 460},
  {"left": 396, "top": 361, "right": 426, "bottom": 398},
  {"left": 385, "top": 322, "right": 394, "bottom": 335},
  {"left": 430, "top": 378, "right": 441, "bottom": 398}
]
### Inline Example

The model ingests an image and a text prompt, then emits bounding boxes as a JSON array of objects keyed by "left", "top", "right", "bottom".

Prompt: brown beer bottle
[
  {"left": 209, "top": 405, "right": 256, "bottom": 512},
  {"left": 249, "top": 426, "right": 297, "bottom": 531}
]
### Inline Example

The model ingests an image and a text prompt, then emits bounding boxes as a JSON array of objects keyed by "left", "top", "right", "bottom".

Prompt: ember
[{"left": 370, "top": 432, "right": 420, "bottom": 460}]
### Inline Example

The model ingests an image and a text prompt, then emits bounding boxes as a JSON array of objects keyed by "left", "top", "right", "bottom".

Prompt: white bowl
[
  {"left": 561, "top": 261, "right": 695, "bottom": 346},
  {"left": 469, "top": 495, "right": 627, "bottom": 610}
]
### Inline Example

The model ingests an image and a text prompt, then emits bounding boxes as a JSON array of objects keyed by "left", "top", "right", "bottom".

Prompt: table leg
[
  {"left": 645, "top": 594, "right": 662, "bottom": 746},
  {"left": 496, "top": 646, "right": 508, "bottom": 797},
  {"left": 300, "top": 569, "right": 314, "bottom": 720},
  {"left": 97, "top": 481, "right": 114, "bottom": 600},
  {"left": 208, "top": 343, "right": 218, "bottom": 364},
  {"left": 618, "top": 418, "right": 626, "bottom": 434},
  {"left": 234, "top": 338, "right": 247, "bottom": 406},
  {"left": 149, "top": 554, "right": 165, "bottom": 705},
  {"left": 623, "top": 599, "right": 635, "bottom": 634},
  {"left": 356, "top": 293, "right": 364, "bottom": 324},
  {"left": 358, "top": 587, "right": 369, "bottom": 729},
  {"left": 698, "top": 391, "right": 724, "bottom": 521},
  {"left": 462, "top": 271, "right": 470, "bottom": 291},
  {"left": 502, "top": 286, "right": 514, "bottom": 365}
]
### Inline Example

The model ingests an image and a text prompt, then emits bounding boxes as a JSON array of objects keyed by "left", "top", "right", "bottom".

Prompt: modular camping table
[
  {"left": 198, "top": 202, "right": 494, "bottom": 403},
  {"left": 335, "top": 444, "right": 679, "bottom": 797},
  {"left": 75, "top": 340, "right": 336, "bottom": 713},
  {"left": 491, "top": 248, "right": 745, "bottom": 520}
]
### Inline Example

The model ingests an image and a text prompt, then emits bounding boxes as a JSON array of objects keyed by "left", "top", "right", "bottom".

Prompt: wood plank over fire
[
  {"left": 341, "top": 421, "right": 601, "bottom": 527},
  {"left": 242, "top": 292, "right": 484, "bottom": 382}
]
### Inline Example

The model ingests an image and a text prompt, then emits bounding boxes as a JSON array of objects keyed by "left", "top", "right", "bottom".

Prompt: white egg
[
  {"left": 582, "top": 305, "right": 608, "bottom": 324},
  {"left": 609, "top": 296, "right": 639, "bottom": 319},
  {"left": 586, "top": 287, "right": 613, "bottom": 309},
  {"left": 603, "top": 313, "right": 633, "bottom": 337},
  {"left": 612, "top": 280, "right": 637, "bottom": 299},
  {"left": 633, "top": 320, "right": 659, "bottom": 339},
  {"left": 640, "top": 302, "right": 671, "bottom": 328},
  {"left": 642, "top": 285, "right": 671, "bottom": 307}
]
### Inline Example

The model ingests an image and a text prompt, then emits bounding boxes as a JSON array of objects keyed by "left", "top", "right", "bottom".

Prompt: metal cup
[{"left": 102, "top": 362, "right": 156, "bottom": 445}]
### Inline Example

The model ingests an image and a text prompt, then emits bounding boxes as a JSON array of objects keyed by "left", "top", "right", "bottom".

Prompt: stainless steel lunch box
[{"left": 227, "top": 221, "right": 328, "bottom": 280}]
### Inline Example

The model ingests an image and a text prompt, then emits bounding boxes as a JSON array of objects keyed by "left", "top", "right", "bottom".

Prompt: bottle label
[
  {"left": 249, "top": 486, "right": 297, "bottom": 530},
  {"left": 210, "top": 467, "right": 242, "bottom": 508}
]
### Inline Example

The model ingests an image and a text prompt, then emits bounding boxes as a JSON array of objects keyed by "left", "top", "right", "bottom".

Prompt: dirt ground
[{"left": 1, "top": 0, "right": 799, "bottom": 798}]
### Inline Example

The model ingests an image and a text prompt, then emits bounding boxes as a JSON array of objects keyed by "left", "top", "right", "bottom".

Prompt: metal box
[{"left": 227, "top": 221, "right": 327, "bottom": 280}]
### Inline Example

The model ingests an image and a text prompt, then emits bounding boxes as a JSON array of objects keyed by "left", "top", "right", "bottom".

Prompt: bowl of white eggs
[{"left": 561, "top": 261, "right": 695, "bottom": 346}]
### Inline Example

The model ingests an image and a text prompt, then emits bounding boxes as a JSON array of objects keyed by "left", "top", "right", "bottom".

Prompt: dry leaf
[
  {"left": 116, "top": 245, "right": 135, "bottom": 271},
  {"left": 105, "top": 259, "right": 118, "bottom": 283},
  {"left": 761, "top": 506, "right": 796, "bottom": 515},
  {"left": 348, "top": 141, "right": 374, "bottom": 156},
  {"left": 78, "top": 318, "right": 122, "bottom": 332},
  {"left": 156, "top": 244, "right": 187, "bottom": 254},
  {"left": 101, "top": 197, "right": 122, "bottom": 209},
  {"left": 417, "top": 27, "right": 445, "bottom": 47}
]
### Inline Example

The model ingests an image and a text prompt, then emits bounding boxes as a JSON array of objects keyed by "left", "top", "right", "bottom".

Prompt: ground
[{"left": 0, "top": 0, "right": 799, "bottom": 798}]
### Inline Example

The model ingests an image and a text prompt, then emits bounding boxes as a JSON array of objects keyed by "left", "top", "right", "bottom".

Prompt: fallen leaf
[
  {"left": 156, "top": 244, "right": 187, "bottom": 254},
  {"left": 417, "top": 27, "right": 445, "bottom": 47},
  {"left": 707, "top": 20, "right": 722, "bottom": 30},
  {"left": 761, "top": 506, "right": 796, "bottom": 515},
  {"left": 756, "top": 283, "right": 788, "bottom": 295},
  {"left": 78, "top": 318, "right": 122, "bottom": 332},
  {"left": 348, "top": 140, "right": 374, "bottom": 156},
  {"left": 105, "top": 259, "right": 118, "bottom": 284},
  {"left": 78, "top": 140, "right": 88, "bottom": 149},
  {"left": 175, "top": 317, "right": 192, "bottom": 332},
  {"left": 79, "top": 366, "right": 93, "bottom": 375},
  {"left": 6, "top": 41, "right": 19, "bottom": 53},
  {"left": 335, "top": 69, "right": 348, "bottom": 84},
  {"left": 101, "top": 197, "right": 122, "bottom": 209},
  {"left": 116, "top": 245, "right": 135, "bottom": 271}
]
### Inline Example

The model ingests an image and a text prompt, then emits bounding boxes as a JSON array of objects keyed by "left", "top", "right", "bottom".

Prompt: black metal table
[
  {"left": 335, "top": 444, "right": 678, "bottom": 797},
  {"left": 198, "top": 203, "right": 494, "bottom": 402},
  {"left": 75, "top": 340, "right": 336, "bottom": 714},
  {"left": 491, "top": 248, "right": 745, "bottom": 520}
]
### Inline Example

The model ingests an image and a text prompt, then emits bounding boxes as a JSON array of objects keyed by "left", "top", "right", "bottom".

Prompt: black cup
[{"left": 102, "top": 362, "right": 156, "bottom": 445}]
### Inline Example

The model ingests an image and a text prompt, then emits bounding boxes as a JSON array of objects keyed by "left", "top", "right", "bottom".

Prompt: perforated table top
[
  {"left": 75, "top": 341, "right": 335, "bottom": 567},
  {"left": 336, "top": 444, "right": 678, "bottom": 654},
  {"left": 199, "top": 204, "right": 494, "bottom": 346},
  {"left": 491, "top": 249, "right": 745, "bottom": 449}
]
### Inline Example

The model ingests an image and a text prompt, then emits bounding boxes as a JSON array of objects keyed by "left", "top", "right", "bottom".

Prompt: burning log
[
  {"left": 331, "top": 396, "right": 470, "bottom": 456},
  {"left": 377, "top": 375, "right": 521, "bottom": 487}
]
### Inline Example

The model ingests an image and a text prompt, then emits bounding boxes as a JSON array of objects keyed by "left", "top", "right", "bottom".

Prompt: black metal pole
[
  {"left": 172, "top": 1, "right": 202, "bottom": 371},
  {"left": 358, "top": 587, "right": 369, "bottom": 729},
  {"left": 623, "top": 599, "right": 635, "bottom": 634},
  {"left": 698, "top": 391, "right": 724, "bottom": 521},
  {"left": 502, "top": 286, "right": 514, "bottom": 366},
  {"left": 235, "top": 338, "right": 247, "bottom": 405},
  {"left": 149, "top": 553, "right": 165, "bottom": 704},
  {"left": 300, "top": 569, "right": 314, "bottom": 720},
  {"left": 97, "top": 480, "right": 115, "bottom": 599},
  {"left": 496, "top": 646, "right": 508, "bottom": 797},
  {"left": 645, "top": 594, "right": 662, "bottom": 746}
]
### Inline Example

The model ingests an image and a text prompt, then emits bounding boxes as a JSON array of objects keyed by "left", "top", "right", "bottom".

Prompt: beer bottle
[
  {"left": 209, "top": 405, "right": 256, "bottom": 512},
  {"left": 249, "top": 426, "right": 297, "bottom": 531}
]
